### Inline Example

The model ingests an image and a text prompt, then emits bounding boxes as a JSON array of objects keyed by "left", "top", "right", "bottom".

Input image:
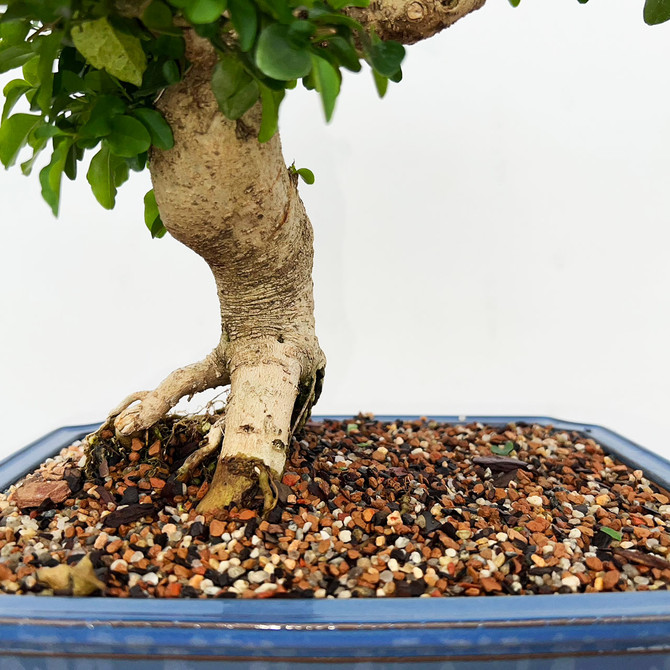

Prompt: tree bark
[
  {"left": 145, "top": 34, "right": 325, "bottom": 512},
  {"left": 350, "top": 0, "right": 486, "bottom": 44}
]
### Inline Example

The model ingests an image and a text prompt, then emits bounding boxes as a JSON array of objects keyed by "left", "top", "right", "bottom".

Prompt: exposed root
[
  {"left": 107, "top": 391, "right": 151, "bottom": 422},
  {"left": 196, "top": 455, "right": 278, "bottom": 514},
  {"left": 87, "top": 391, "right": 150, "bottom": 441},
  {"left": 175, "top": 421, "right": 223, "bottom": 482},
  {"left": 257, "top": 466, "right": 279, "bottom": 513},
  {"left": 113, "top": 349, "right": 228, "bottom": 437}
]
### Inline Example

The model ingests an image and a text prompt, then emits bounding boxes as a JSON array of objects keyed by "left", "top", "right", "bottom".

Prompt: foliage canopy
[
  {"left": 0, "top": 0, "right": 405, "bottom": 234},
  {"left": 0, "top": 0, "right": 668, "bottom": 236}
]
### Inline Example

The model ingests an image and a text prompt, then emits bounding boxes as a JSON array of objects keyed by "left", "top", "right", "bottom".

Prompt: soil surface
[{"left": 1, "top": 416, "right": 669, "bottom": 599}]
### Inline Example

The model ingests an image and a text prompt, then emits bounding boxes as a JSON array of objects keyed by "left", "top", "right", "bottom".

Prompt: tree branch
[{"left": 350, "top": 0, "right": 486, "bottom": 45}]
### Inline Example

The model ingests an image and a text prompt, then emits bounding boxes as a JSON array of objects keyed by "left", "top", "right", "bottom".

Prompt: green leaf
[
  {"left": 211, "top": 55, "right": 246, "bottom": 102},
  {"left": 228, "top": 0, "right": 257, "bottom": 52},
  {"left": 35, "top": 32, "right": 62, "bottom": 114},
  {"left": 126, "top": 152, "right": 148, "bottom": 172},
  {"left": 71, "top": 18, "right": 147, "bottom": 87},
  {"left": 106, "top": 115, "right": 152, "bottom": 157},
  {"left": 144, "top": 189, "right": 167, "bottom": 238},
  {"left": 297, "top": 167, "right": 314, "bottom": 184},
  {"left": 0, "top": 44, "right": 35, "bottom": 74},
  {"left": 33, "top": 124, "right": 66, "bottom": 140},
  {"left": 22, "top": 57, "right": 40, "bottom": 85},
  {"left": 288, "top": 20, "right": 316, "bottom": 47},
  {"left": 0, "top": 21, "right": 30, "bottom": 47},
  {"left": 184, "top": 0, "right": 227, "bottom": 24},
  {"left": 57, "top": 70, "right": 88, "bottom": 95},
  {"left": 368, "top": 40, "right": 405, "bottom": 78},
  {"left": 0, "top": 113, "right": 40, "bottom": 167},
  {"left": 79, "top": 95, "right": 127, "bottom": 139},
  {"left": 39, "top": 137, "right": 72, "bottom": 216},
  {"left": 258, "top": 84, "right": 284, "bottom": 143},
  {"left": 308, "top": 9, "right": 363, "bottom": 32},
  {"left": 145, "top": 34, "right": 185, "bottom": 59},
  {"left": 132, "top": 108, "right": 174, "bottom": 150},
  {"left": 372, "top": 69, "right": 388, "bottom": 97},
  {"left": 599, "top": 526, "right": 623, "bottom": 542},
  {"left": 222, "top": 78, "right": 259, "bottom": 119},
  {"left": 162, "top": 60, "right": 181, "bottom": 83},
  {"left": 20, "top": 129, "right": 48, "bottom": 176},
  {"left": 254, "top": 0, "right": 293, "bottom": 22},
  {"left": 211, "top": 55, "right": 259, "bottom": 119},
  {"left": 83, "top": 70, "right": 118, "bottom": 94},
  {"left": 508, "top": 0, "right": 521, "bottom": 6},
  {"left": 256, "top": 24, "right": 311, "bottom": 80},
  {"left": 2, "top": 79, "right": 32, "bottom": 121},
  {"left": 491, "top": 441, "right": 515, "bottom": 456},
  {"left": 87, "top": 144, "right": 129, "bottom": 209},
  {"left": 644, "top": 0, "right": 670, "bottom": 24},
  {"left": 57, "top": 45, "right": 87, "bottom": 77},
  {"left": 142, "top": 0, "right": 176, "bottom": 32},
  {"left": 20, "top": 146, "right": 46, "bottom": 175},
  {"left": 63, "top": 143, "right": 79, "bottom": 181},
  {"left": 321, "top": 36, "right": 361, "bottom": 72},
  {"left": 310, "top": 55, "right": 339, "bottom": 122}
]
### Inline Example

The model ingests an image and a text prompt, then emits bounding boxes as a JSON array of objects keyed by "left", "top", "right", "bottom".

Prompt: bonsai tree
[{"left": 1, "top": 0, "right": 668, "bottom": 513}]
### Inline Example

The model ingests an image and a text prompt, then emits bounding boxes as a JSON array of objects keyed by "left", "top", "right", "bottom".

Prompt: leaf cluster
[{"left": 0, "top": 0, "right": 405, "bottom": 233}]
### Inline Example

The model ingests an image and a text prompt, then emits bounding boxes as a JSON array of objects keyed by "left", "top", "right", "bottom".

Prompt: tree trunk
[
  {"left": 147, "top": 35, "right": 325, "bottom": 513},
  {"left": 105, "top": 0, "right": 486, "bottom": 510}
]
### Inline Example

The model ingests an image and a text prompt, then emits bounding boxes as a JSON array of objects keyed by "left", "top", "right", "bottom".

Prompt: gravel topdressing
[{"left": 1, "top": 416, "right": 669, "bottom": 599}]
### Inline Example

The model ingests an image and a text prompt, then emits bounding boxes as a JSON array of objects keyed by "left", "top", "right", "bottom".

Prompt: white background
[{"left": 1, "top": 0, "right": 669, "bottom": 461}]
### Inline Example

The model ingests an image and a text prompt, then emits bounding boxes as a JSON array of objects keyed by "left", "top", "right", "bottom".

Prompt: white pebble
[
  {"left": 141, "top": 572, "right": 159, "bottom": 586},
  {"left": 526, "top": 496, "right": 543, "bottom": 506},
  {"left": 228, "top": 565, "right": 246, "bottom": 579},
  {"left": 248, "top": 570, "right": 270, "bottom": 584},
  {"left": 254, "top": 583, "right": 278, "bottom": 595},
  {"left": 561, "top": 574, "right": 581, "bottom": 591},
  {"left": 339, "top": 530, "right": 352, "bottom": 543},
  {"left": 110, "top": 559, "right": 128, "bottom": 573},
  {"left": 233, "top": 579, "right": 249, "bottom": 591}
]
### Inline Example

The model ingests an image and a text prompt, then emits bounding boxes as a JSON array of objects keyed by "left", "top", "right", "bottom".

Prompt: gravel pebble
[{"left": 1, "top": 417, "right": 668, "bottom": 601}]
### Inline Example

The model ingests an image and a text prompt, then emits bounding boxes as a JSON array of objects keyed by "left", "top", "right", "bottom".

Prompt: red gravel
[{"left": 1, "top": 416, "right": 669, "bottom": 598}]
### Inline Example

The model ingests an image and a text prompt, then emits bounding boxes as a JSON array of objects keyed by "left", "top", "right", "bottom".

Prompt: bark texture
[{"left": 350, "top": 0, "right": 486, "bottom": 44}]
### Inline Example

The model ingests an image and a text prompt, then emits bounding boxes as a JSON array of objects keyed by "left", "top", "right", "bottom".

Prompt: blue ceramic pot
[{"left": 1, "top": 417, "right": 669, "bottom": 669}]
